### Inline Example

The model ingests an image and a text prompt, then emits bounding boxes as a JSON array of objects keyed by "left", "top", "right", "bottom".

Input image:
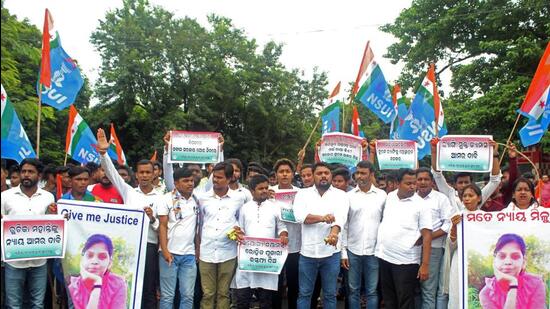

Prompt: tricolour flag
[
  {"left": 36, "top": 9, "right": 84, "bottom": 110},
  {"left": 390, "top": 85, "right": 408, "bottom": 139},
  {"left": 351, "top": 105, "right": 365, "bottom": 137},
  {"left": 353, "top": 41, "right": 395, "bottom": 123},
  {"left": 1, "top": 85, "right": 37, "bottom": 163},
  {"left": 150, "top": 150, "right": 158, "bottom": 162},
  {"left": 321, "top": 101, "right": 341, "bottom": 135},
  {"left": 398, "top": 64, "right": 448, "bottom": 159},
  {"left": 518, "top": 42, "right": 550, "bottom": 147},
  {"left": 66, "top": 105, "right": 101, "bottom": 164},
  {"left": 108, "top": 123, "right": 127, "bottom": 165}
]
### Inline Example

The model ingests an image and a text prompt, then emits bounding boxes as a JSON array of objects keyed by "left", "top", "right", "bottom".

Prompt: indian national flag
[
  {"left": 417, "top": 64, "right": 446, "bottom": 132},
  {"left": 65, "top": 105, "right": 100, "bottom": 164},
  {"left": 109, "top": 123, "right": 127, "bottom": 165}
]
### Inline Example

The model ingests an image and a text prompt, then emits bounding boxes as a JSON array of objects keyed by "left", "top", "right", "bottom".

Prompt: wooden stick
[
  {"left": 302, "top": 116, "right": 321, "bottom": 152},
  {"left": 36, "top": 84, "right": 43, "bottom": 158},
  {"left": 499, "top": 114, "right": 521, "bottom": 165},
  {"left": 63, "top": 152, "right": 68, "bottom": 166},
  {"left": 496, "top": 142, "right": 540, "bottom": 181}
]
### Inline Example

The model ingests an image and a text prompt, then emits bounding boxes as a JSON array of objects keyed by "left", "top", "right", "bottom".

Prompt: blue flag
[
  {"left": 518, "top": 91, "right": 550, "bottom": 147},
  {"left": 355, "top": 65, "right": 396, "bottom": 124},
  {"left": 37, "top": 33, "right": 84, "bottom": 110},
  {"left": 321, "top": 101, "right": 341, "bottom": 135},
  {"left": 1, "top": 85, "right": 37, "bottom": 163}
]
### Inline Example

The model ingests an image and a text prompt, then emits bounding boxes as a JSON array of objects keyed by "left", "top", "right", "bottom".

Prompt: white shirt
[
  {"left": 375, "top": 191, "right": 432, "bottom": 265},
  {"left": 230, "top": 184, "right": 253, "bottom": 204},
  {"left": 101, "top": 153, "right": 162, "bottom": 244},
  {"left": 504, "top": 201, "right": 538, "bottom": 212},
  {"left": 198, "top": 189, "right": 246, "bottom": 263},
  {"left": 293, "top": 186, "right": 349, "bottom": 258},
  {"left": 432, "top": 169, "right": 501, "bottom": 213},
  {"left": 419, "top": 189, "right": 453, "bottom": 248},
  {"left": 342, "top": 185, "right": 386, "bottom": 259},
  {"left": 157, "top": 190, "right": 199, "bottom": 255},
  {"left": 232, "top": 199, "right": 288, "bottom": 290},
  {"left": 270, "top": 185, "right": 301, "bottom": 254},
  {"left": 1, "top": 186, "right": 55, "bottom": 268}
]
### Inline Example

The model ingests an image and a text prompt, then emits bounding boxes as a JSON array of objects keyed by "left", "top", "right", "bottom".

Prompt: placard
[
  {"left": 318, "top": 132, "right": 364, "bottom": 168},
  {"left": 168, "top": 130, "right": 221, "bottom": 163},
  {"left": 375, "top": 140, "right": 417, "bottom": 169},
  {"left": 1, "top": 215, "right": 66, "bottom": 261},
  {"left": 238, "top": 236, "right": 288, "bottom": 274},
  {"left": 274, "top": 191, "right": 298, "bottom": 223},
  {"left": 437, "top": 135, "right": 493, "bottom": 172}
]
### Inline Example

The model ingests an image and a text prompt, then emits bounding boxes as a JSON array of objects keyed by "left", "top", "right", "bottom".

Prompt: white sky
[{"left": 4, "top": 0, "right": 415, "bottom": 100}]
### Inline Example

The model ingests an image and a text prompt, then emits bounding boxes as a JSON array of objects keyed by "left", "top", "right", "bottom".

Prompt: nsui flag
[
  {"left": 1, "top": 85, "right": 36, "bottom": 163},
  {"left": 398, "top": 65, "right": 447, "bottom": 159},
  {"left": 353, "top": 42, "right": 395, "bottom": 124},
  {"left": 66, "top": 106, "right": 101, "bottom": 164}
]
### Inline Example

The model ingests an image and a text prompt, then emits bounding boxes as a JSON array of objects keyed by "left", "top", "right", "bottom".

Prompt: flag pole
[
  {"left": 301, "top": 116, "right": 321, "bottom": 152},
  {"left": 36, "top": 84, "right": 43, "bottom": 158},
  {"left": 496, "top": 142, "right": 539, "bottom": 181},
  {"left": 63, "top": 152, "right": 68, "bottom": 166},
  {"left": 499, "top": 114, "right": 521, "bottom": 165}
]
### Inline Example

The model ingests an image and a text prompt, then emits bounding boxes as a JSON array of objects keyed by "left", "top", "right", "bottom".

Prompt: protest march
[{"left": 1, "top": 2, "right": 550, "bottom": 309}]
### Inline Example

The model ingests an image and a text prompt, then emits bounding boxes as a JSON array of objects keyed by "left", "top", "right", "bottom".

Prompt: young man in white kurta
[
  {"left": 232, "top": 174, "right": 288, "bottom": 309},
  {"left": 293, "top": 162, "right": 349, "bottom": 309}
]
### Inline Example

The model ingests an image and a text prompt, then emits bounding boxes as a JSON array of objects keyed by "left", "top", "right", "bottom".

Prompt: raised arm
[
  {"left": 430, "top": 137, "right": 454, "bottom": 197},
  {"left": 481, "top": 140, "right": 502, "bottom": 203},
  {"left": 162, "top": 131, "right": 175, "bottom": 192},
  {"left": 97, "top": 128, "right": 132, "bottom": 202}
]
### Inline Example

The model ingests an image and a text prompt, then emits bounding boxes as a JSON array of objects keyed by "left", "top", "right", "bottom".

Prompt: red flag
[
  {"left": 150, "top": 150, "right": 158, "bottom": 162},
  {"left": 351, "top": 105, "right": 361, "bottom": 136},
  {"left": 535, "top": 179, "right": 543, "bottom": 201},
  {"left": 39, "top": 9, "right": 53, "bottom": 88},
  {"left": 519, "top": 42, "right": 550, "bottom": 120},
  {"left": 427, "top": 64, "right": 444, "bottom": 128},
  {"left": 56, "top": 174, "right": 63, "bottom": 200},
  {"left": 110, "top": 123, "right": 127, "bottom": 165}
]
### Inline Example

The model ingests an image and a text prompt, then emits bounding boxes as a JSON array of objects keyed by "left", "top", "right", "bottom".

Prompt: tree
[
  {"left": 381, "top": 0, "right": 549, "bottom": 147},
  {"left": 89, "top": 0, "right": 328, "bottom": 167}
]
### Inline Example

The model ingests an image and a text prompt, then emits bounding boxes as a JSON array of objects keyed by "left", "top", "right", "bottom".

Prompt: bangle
[
  {"left": 493, "top": 153, "right": 500, "bottom": 157},
  {"left": 93, "top": 284, "right": 102, "bottom": 289},
  {"left": 508, "top": 285, "right": 518, "bottom": 290}
]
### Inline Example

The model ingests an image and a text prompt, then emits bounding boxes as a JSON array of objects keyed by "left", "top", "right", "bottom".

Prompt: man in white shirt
[
  {"left": 158, "top": 167, "right": 200, "bottom": 309},
  {"left": 269, "top": 158, "right": 301, "bottom": 309},
  {"left": 96, "top": 128, "right": 163, "bottom": 308},
  {"left": 416, "top": 167, "right": 453, "bottom": 309},
  {"left": 226, "top": 158, "right": 253, "bottom": 203},
  {"left": 198, "top": 162, "right": 247, "bottom": 309},
  {"left": 233, "top": 174, "right": 288, "bottom": 309},
  {"left": 1, "top": 158, "right": 56, "bottom": 308},
  {"left": 293, "top": 162, "right": 349, "bottom": 309},
  {"left": 341, "top": 161, "right": 386, "bottom": 309},
  {"left": 375, "top": 168, "right": 433, "bottom": 309}
]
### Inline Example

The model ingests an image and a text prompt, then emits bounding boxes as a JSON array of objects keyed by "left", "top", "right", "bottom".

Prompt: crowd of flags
[{"left": 1, "top": 9, "right": 549, "bottom": 166}]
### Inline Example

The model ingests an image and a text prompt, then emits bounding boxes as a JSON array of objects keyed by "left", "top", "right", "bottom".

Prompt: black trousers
[
  {"left": 141, "top": 242, "right": 159, "bottom": 308},
  {"left": 235, "top": 287, "right": 272, "bottom": 309},
  {"left": 273, "top": 252, "right": 299, "bottom": 309},
  {"left": 379, "top": 259, "right": 419, "bottom": 309}
]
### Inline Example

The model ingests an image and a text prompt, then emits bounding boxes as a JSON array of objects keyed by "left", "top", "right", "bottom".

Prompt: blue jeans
[
  {"left": 297, "top": 252, "right": 340, "bottom": 309},
  {"left": 5, "top": 263, "right": 48, "bottom": 309},
  {"left": 421, "top": 247, "right": 446, "bottom": 309},
  {"left": 347, "top": 252, "right": 379, "bottom": 309},
  {"left": 159, "top": 253, "right": 197, "bottom": 309}
]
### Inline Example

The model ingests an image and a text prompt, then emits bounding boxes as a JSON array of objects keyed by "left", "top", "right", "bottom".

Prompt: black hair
[
  {"left": 82, "top": 234, "right": 113, "bottom": 257},
  {"left": 494, "top": 233, "right": 526, "bottom": 257},
  {"left": 273, "top": 158, "right": 296, "bottom": 173},
  {"left": 173, "top": 168, "right": 194, "bottom": 181},
  {"left": 511, "top": 177, "right": 537, "bottom": 206},
  {"left": 68, "top": 166, "right": 90, "bottom": 178},
  {"left": 8, "top": 165, "right": 20, "bottom": 176},
  {"left": 20, "top": 158, "right": 44, "bottom": 173},
  {"left": 152, "top": 160, "right": 162, "bottom": 169},
  {"left": 356, "top": 160, "right": 374, "bottom": 172},
  {"left": 301, "top": 164, "right": 313, "bottom": 172},
  {"left": 247, "top": 165, "right": 268, "bottom": 176},
  {"left": 249, "top": 174, "right": 269, "bottom": 191},
  {"left": 85, "top": 162, "right": 100, "bottom": 174},
  {"left": 116, "top": 164, "right": 131, "bottom": 173},
  {"left": 136, "top": 159, "right": 154, "bottom": 170},
  {"left": 453, "top": 172, "right": 472, "bottom": 183},
  {"left": 460, "top": 183, "right": 482, "bottom": 201},
  {"left": 397, "top": 168, "right": 416, "bottom": 183},
  {"left": 56, "top": 165, "right": 70, "bottom": 175},
  {"left": 416, "top": 167, "right": 434, "bottom": 180},
  {"left": 213, "top": 162, "right": 234, "bottom": 179},
  {"left": 225, "top": 158, "right": 243, "bottom": 171},
  {"left": 312, "top": 162, "right": 331, "bottom": 173},
  {"left": 42, "top": 164, "right": 57, "bottom": 180},
  {"left": 332, "top": 167, "right": 351, "bottom": 181}
]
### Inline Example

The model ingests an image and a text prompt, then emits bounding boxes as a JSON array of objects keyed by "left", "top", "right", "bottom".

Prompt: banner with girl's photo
[
  {"left": 57, "top": 199, "right": 148, "bottom": 309},
  {"left": 458, "top": 210, "right": 550, "bottom": 309}
]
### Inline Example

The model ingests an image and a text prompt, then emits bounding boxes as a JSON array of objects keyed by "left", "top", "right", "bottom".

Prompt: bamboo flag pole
[
  {"left": 36, "top": 84, "right": 43, "bottom": 158},
  {"left": 301, "top": 116, "right": 321, "bottom": 152},
  {"left": 499, "top": 114, "right": 522, "bottom": 165},
  {"left": 496, "top": 141, "right": 540, "bottom": 181}
]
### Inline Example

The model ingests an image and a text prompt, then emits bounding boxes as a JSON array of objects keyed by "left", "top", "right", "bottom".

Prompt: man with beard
[
  {"left": 375, "top": 168, "right": 432, "bottom": 309},
  {"left": 341, "top": 161, "right": 386, "bottom": 309},
  {"left": 293, "top": 162, "right": 349, "bottom": 309},
  {"left": 415, "top": 167, "right": 452, "bottom": 309},
  {"left": 226, "top": 158, "right": 253, "bottom": 203},
  {"left": 62, "top": 166, "right": 102, "bottom": 202},
  {"left": 96, "top": 128, "right": 164, "bottom": 309},
  {"left": 89, "top": 163, "right": 123, "bottom": 204},
  {"left": 1, "top": 158, "right": 56, "bottom": 308},
  {"left": 232, "top": 174, "right": 288, "bottom": 309}
]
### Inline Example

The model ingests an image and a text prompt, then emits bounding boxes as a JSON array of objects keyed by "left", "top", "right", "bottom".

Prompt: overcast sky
[{"left": 5, "top": 0, "right": 414, "bottom": 99}]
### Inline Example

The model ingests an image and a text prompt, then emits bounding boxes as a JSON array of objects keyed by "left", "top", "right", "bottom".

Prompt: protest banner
[
  {"left": 458, "top": 210, "right": 550, "bottom": 309},
  {"left": 238, "top": 236, "right": 288, "bottom": 274},
  {"left": 437, "top": 135, "right": 493, "bottom": 172},
  {"left": 318, "top": 132, "right": 364, "bottom": 168},
  {"left": 1, "top": 215, "right": 66, "bottom": 262},
  {"left": 375, "top": 140, "right": 417, "bottom": 169},
  {"left": 57, "top": 199, "right": 148, "bottom": 309},
  {"left": 274, "top": 190, "right": 298, "bottom": 223},
  {"left": 168, "top": 130, "right": 221, "bottom": 163}
]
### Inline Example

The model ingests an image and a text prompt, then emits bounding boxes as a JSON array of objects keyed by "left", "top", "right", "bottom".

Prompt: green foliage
[
  {"left": 381, "top": 0, "right": 550, "bottom": 147},
  {"left": 88, "top": 0, "right": 328, "bottom": 166}
]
